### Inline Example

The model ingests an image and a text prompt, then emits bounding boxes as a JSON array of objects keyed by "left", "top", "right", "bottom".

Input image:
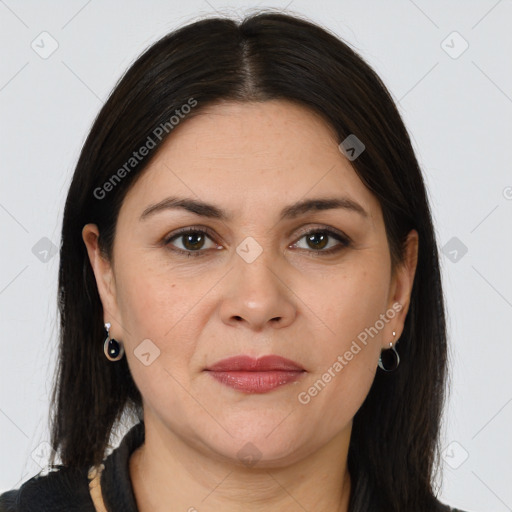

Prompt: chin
[{"left": 197, "top": 424, "right": 313, "bottom": 468}]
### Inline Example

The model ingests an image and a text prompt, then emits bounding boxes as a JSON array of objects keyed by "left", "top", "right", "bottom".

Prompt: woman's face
[{"left": 84, "top": 99, "right": 417, "bottom": 467}]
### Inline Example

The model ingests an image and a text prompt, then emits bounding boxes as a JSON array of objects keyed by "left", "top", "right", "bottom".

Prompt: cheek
[
  {"left": 299, "top": 353, "right": 377, "bottom": 439},
  {"left": 304, "top": 255, "right": 390, "bottom": 346},
  {"left": 296, "top": 325, "right": 379, "bottom": 438},
  {"left": 116, "top": 266, "right": 202, "bottom": 423},
  {"left": 115, "top": 253, "right": 199, "bottom": 337},
  {"left": 294, "top": 260, "right": 389, "bottom": 424},
  {"left": 113, "top": 260, "right": 203, "bottom": 384}
]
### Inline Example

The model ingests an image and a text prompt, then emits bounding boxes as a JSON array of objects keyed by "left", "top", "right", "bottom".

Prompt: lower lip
[{"left": 206, "top": 370, "right": 304, "bottom": 393}]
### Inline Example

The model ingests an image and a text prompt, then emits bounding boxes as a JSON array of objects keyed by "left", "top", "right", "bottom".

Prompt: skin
[{"left": 83, "top": 99, "right": 418, "bottom": 512}]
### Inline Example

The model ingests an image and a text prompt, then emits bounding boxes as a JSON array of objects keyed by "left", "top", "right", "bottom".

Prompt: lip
[
  {"left": 206, "top": 355, "right": 304, "bottom": 372},
  {"left": 205, "top": 355, "right": 305, "bottom": 394}
]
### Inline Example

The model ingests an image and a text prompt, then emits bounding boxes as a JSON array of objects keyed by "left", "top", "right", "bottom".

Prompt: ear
[
  {"left": 82, "top": 224, "right": 121, "bottom": 334},
  {"left": 385, "top": 229, "right": 419, "bottom": 346}
]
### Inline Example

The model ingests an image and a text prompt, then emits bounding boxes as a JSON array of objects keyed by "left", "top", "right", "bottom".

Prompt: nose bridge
[
  {"left": 218, "top": 235, "right": 296, "bottom": 329},
  {"left": 233, "top": 236, "right": 279, "bottom": 295}
]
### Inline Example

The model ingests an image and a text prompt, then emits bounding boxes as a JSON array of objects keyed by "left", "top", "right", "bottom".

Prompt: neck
[{"left": 129, "top": 416, "right": 352, "bottom": 512}]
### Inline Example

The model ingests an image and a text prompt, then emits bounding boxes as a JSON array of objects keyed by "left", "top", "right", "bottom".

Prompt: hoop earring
[
  {"left": 103, "top": 322, "right": 125, "bottom": 362},
  {"left": 378, "top": 331, "right": 400, "bottom": 372}
]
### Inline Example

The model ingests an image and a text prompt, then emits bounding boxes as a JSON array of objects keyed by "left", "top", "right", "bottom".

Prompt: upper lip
[{"left": 205, "top": 355, "right": 304, "bottom": 372}]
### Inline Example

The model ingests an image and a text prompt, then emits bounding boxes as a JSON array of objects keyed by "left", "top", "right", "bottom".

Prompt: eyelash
[{"left": 163, "top": 226, "right": 352, "bottom": 258}]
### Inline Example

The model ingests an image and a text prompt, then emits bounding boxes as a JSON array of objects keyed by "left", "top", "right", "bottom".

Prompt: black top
[
  {"left": 0, "top": 421, "right": 470, "bottom": 511},
  {"left": 0, "top": 421, "right": 144, "bottom": 512}
]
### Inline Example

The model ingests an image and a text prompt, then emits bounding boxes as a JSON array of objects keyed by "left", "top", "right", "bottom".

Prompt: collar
[{"left": 96, "top": 420, "right": 145, "bottom": 511}]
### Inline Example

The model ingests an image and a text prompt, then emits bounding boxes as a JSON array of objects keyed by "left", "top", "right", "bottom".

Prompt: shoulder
[
  {"left": 0, "top": 465, "right": 94, "bottom": 512},
  {"left": 439, "top": 503, "right": 473, "bottom": 512},
  {"left": 0, "top": 421, "right": 145, "bottom": 512}
]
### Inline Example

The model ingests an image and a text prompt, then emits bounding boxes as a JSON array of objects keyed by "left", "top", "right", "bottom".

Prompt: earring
[
  {"left": 378, "top": 331, "right": 400, "bottom": 372},
  {"left": 103, "top": 322, "right": 125, "bottom": 362}
]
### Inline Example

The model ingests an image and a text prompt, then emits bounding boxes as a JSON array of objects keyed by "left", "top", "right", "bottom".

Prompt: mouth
[{"left": 204, "top": 355, "right": 305, "bottom": 394}]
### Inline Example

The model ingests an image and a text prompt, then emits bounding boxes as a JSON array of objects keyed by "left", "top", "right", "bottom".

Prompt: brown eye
[
  {"left": 164, "top": 228, "right": 218, "bottom": 256},
  {"left": 292, "top": 228, "right": 351, "bottom": 255},
  {"left": 305, "top": 232, "right": 329, "bottom": 250},
  {"left": 180, "top": 231, "right": 206, "bottom": 251}
]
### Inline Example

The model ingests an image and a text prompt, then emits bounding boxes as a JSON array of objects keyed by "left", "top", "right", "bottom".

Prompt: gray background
[{"left": 1, "top": 1, "right": 511, "bottom": 510}]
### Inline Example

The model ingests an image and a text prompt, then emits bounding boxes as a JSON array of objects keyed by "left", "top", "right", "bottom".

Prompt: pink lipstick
[{"left": 205, "top": 355, "right": 305, "bottom": 393}]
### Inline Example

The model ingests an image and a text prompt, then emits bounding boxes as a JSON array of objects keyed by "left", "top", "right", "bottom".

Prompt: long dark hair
[{"left": 49, "top": 10, "right": 448, "bottom": 511}]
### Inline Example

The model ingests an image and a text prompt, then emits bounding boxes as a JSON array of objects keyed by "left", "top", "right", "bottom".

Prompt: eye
[
  {"left": 290, "top": 228, "right": 351, "bottom": 255},
  {"left": 163, "top": 226, "right": 351, "bottom": 258},
  {"left": 164, "top": 228, "right": 220, "bottom": 257}
]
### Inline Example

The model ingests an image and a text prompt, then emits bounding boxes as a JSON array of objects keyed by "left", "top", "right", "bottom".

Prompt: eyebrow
[{"left": 139, "top": 195, "right": 369, "bottom": 222}]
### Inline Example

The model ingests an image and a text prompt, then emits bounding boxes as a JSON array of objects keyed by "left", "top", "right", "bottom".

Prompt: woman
[{"left": 0, "top": 10, "right": 471, "bottom": 512}]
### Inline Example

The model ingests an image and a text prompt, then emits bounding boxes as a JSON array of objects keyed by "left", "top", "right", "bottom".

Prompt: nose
[{"left": 218, "top": 248, "right": 297, "bottom": 332}]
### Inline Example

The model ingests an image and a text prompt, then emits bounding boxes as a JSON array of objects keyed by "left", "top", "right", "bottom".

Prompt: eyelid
[
  {"left": 291, "top": 224, "right": 352, "bottom": 244},
  {"left": 163, "top": 225, "right": 220, "bottom": 244}
]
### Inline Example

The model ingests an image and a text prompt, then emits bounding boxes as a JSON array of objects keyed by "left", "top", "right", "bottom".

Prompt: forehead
[
  {"left": 161, "top": 99, "right": 339, "bottom": 161},
  {"left": 120, "top": 100, "right": 380, "bottom": 224}
]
